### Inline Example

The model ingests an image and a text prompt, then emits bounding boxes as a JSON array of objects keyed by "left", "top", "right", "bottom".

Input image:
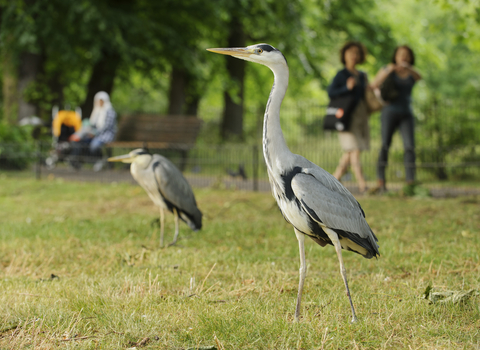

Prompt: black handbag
[
  {"left": 380, "top": 72, "right": 399, "bottom": 102},
  {"left": 323, "top": 94, "right": 357, "bottom": 131}
]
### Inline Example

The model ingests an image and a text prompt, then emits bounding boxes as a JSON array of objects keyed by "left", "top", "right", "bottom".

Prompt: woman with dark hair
[
  {"left": 372, "top": 45, "right": 422, "bottom": 192},
  {"left": 328, "top": 41, "right": 371, "bottom": 194}
]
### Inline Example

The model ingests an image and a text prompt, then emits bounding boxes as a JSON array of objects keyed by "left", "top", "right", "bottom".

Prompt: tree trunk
[
  {"left": 17, "top": 52, "right": 43, "bottom": 121},
  {"left": 168, "top": 66, "right": 202, "bottom": 116},
  {"left": 167, "top": 67, "right": 187, "bottom": 115},
  {"left": 1, "top": 45, "right": 18, "bottom": 124},
  {"left": 221, "top": 16, "right": 246, "bottom": 141},
  {"left": 47, "top": 71, "right": 64, "bottom": 116},
  {"left": 185, "top": 95, "right": 200, "bottom": 116},
  {"left": 185, "top": 70, "right": 201, "bottom": 116},
  {"left": 81, "top": 50, "right": 121, "bottom": 119}
]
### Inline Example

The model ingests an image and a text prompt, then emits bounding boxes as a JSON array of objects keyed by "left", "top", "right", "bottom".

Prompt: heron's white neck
[{"left": 263, "top": 63, "right": 292, "bottom": 175}]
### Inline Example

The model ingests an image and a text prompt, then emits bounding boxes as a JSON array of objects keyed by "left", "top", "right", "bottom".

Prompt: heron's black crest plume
[
  {"left": 258, "top": 44, "right": 276, "bottom": 52},
  {"left": 142, "top": 142, "right": 150, "bottom": 154},
  {"left": 258, "top": 44, "right": 287, "bottom": 63}
]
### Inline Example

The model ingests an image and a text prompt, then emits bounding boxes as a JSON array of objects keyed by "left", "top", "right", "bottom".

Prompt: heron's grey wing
[
  {"left": 291, "top": 171, "right": 378, "bottom": 244},
  {"left": 151, "top": 156, "right": 198, "bottom": 213}
]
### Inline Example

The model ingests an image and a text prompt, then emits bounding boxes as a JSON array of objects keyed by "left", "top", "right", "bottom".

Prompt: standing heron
[
  {"left": 208, "top": 44, "right": 379, "bottom": 322},
  {"left": 108, "top": 149, "right": 202, "bottom": 246}
]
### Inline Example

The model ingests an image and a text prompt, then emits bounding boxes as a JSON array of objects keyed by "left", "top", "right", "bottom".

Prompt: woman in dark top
[
  {"left": 372, "top": 45, "right": 422, "bottom": 191},
  {"left": 328, "top": 41, "right": 371, "bottom": 193}
]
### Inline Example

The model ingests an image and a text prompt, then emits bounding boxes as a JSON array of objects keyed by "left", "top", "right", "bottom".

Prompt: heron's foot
[
  {"left": 294, "top": 307, "right": 302, "bottom": 322},
  {"left": 167, "top": 240, "right": 178, "bottom": 247},
  {"left": 350, "top": 315, "right": 358, "bottom": 324}
]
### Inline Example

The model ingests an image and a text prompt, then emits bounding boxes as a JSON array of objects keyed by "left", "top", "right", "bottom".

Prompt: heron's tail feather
[
  {"left": 333, "top": 228, "right": 380, "bottom": 259},
  {"left": 179, "top": 208, "right": 202, "bottom": 231}
]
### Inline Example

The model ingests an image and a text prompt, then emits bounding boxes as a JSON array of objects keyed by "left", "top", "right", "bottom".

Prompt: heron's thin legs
[
  {"left": 159, "top": 207, "right": 165, "bottom": 247},
  {"left": 294, "top": 229, "right": 306, "bottom": 322},
  {"left": 169, "top": 208, "right": 180, "bottom": 246},
  {"left": 324, "top": 227, "right": 357, "bottom": 323}
]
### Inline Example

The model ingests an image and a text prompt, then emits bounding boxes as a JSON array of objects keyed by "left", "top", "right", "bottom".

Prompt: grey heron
[
  {"left": 208, "top": 44, "right": 379, "bottom": 322},
  {"left": 108, "top": 149, "right": 202, "bottom": 246}
]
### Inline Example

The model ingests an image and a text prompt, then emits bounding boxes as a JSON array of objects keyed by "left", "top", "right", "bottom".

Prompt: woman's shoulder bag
[
  {"left": 323, "top": 94, "right": 357, "bottom": 131},
  {"left": 380, "top": 72, "right": 399, "bottom": 102}
]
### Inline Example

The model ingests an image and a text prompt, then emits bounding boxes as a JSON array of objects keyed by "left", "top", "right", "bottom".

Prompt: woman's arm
[
  {"left": 328, "top": 70, "right": 353, "bottom": 98},
  {"left": 400, "top": 62, "right": 422, "bottom": 81},
  {"left": 371, "top": 64, "right": 394, "bottom": 89}
]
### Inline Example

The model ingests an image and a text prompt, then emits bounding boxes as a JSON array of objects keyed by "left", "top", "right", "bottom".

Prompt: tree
[{"left": 221, "top": 15, "right": 246, "bottom": 140}]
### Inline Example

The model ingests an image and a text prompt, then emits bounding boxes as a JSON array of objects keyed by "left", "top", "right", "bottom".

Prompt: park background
[
  {"left": 1, "top": 1, "right": 480, "bottom": 349},
  {"left": 0, "top": 0, "right": 479, "bottom": 194}
]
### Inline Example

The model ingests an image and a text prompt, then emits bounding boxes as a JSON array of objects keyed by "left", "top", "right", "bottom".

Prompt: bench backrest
[{"left": 115, "top": 114, "right": 202, "bottom": 145}]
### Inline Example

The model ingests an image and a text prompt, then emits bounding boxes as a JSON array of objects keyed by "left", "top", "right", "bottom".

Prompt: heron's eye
[{"left": 255, "top": 48, "right": 263, "bottom": 54}]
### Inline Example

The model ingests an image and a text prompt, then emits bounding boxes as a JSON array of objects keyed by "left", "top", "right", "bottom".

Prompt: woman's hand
[
  {"left": 69, "top": 134, "right": 80, "bottom": 142},
  {"left": 346, "top": 76, "right": 357, "bottom": 90}
]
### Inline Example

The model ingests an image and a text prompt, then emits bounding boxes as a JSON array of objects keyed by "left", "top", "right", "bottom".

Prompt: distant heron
[
  {"left": 108, "top": 149, "right": 202, "bottom": 246},
  {"left": 208, "top": 44, "right": 379, "bottom": 322}
]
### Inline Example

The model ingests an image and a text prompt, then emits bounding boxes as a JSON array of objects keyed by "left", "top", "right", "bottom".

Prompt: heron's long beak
[
  {"left": 207, "top": 47, "right": 255, "bottom": 58},
  {"left": 108, "top": 154, "right": 134, "bottom": 163}
]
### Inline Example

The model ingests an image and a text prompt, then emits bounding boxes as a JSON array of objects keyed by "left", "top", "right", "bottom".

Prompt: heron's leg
[
  {"left": 294, "top": 229, "right": 306, "bottom": 322},
  {"left": 159, "top": 207, "right": 165, "bottom": 247},
  {"left": 324, "top": 227, "right": 357, "bottom": 323},
  {"left": 169, "top": 208, "right": 180, "bottom": 246}
]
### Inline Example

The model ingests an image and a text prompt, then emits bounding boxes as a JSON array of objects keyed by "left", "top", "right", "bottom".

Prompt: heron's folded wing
[
  {"left": 152, "top": 157, "right": 198, "bottom": 212},
  {"left": 291, "top": 172, "right": 375, "bottom": 241}
]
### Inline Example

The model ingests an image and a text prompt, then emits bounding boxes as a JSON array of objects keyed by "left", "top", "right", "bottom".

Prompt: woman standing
[
  {"left": 372, "top": 45, "right": 422, "bottom": 191},
  {"left": 328, "top": 41, "right": 371, "bottom": 193}
]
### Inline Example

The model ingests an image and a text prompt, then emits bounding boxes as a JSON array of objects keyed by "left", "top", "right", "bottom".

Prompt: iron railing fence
[
  {"left": 0, "top": 138, "right": 479, "bottom": 197},
  {"left": 198, "top": 98, "right": 480, "bottom": 150},
  {"left": 1, "top": 97, "right": 479, "bottom": 196}
]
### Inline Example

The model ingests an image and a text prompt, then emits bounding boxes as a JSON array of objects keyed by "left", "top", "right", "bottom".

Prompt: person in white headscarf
[
  {"left": 88, "top": 91, "right": 117, "bottom": 154},
  {"left": 69, "top": 91, "right": 117, "bottom": 170}
]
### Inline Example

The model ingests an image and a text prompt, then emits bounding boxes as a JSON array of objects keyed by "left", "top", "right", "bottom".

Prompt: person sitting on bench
[{"left": 69, "top": 91, "right": 117, "bottom": 171}]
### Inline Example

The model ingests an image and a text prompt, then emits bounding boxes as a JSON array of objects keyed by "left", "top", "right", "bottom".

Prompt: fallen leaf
[{"left": 423, "top": 287, "right": 478, "bottom": 304}]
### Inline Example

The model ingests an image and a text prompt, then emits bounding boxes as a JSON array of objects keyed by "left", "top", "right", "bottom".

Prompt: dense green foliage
[
  {"left": 0, "top": 178, "right": 479, "bottom": 348},
  {"left": 2, "top": 1, "right": 479, "bottom": 114},
  {"left": 1, "top": 0, "right": 479, "bottom": 150},
  {"left": 0, "top": 122, "right": 34, "bottom": 169}
]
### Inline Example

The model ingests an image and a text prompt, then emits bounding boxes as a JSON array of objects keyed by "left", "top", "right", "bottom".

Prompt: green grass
[{"left": 0, "top": 175, "right": 479, "bottom": 349}]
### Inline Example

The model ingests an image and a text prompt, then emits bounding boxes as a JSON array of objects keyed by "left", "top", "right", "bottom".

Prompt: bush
[{"left": 0, "top": 122, "right": 36, "bottom": 170}]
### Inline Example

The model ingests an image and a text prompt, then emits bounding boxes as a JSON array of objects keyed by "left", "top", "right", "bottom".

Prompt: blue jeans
[
  {"left": 89, "top": 137, "right": 104, "bottom": 156},
  {"left": 377, "top": 109, "right": 416, "bottom": 182}
]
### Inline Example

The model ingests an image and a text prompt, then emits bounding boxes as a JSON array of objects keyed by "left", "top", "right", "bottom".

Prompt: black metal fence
[{"left": 1, "top": 98, "right": 479, "bottom": 197}]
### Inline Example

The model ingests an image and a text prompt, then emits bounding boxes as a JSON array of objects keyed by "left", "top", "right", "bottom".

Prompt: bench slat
[{"left": 110, "top": 114, "right": 202, "bottom": 149}]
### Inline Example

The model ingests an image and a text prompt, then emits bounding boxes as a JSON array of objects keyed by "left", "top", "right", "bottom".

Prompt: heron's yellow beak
[
  {"left": 207, "top": 47, "right": 255, "bottom": 58},
  {"left": 108, "top": 154, "right": 134, "bottom": 163}
]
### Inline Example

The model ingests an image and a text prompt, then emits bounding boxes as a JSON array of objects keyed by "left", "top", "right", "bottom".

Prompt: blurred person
[
  {"left": 52, "top": 109, "right": 82, "bottom": 143},
  {"left": 371, "top": 45, "right": 422, "bottom": 192},
  {"left": 328, "top": 41, "right": 371, "bottom": 194},
  {"left": 69, "top": 91, "right": 117, "bottom": 171}
]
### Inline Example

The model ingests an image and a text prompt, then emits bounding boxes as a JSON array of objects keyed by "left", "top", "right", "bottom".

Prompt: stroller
[{"left": 45, "top": 106, "right": 82, "bottom": 169}]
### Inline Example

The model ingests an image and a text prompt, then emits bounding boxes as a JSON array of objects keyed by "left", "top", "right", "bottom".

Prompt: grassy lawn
[{"left": 0, "top": 175, "right": 479, "bottom": 349}]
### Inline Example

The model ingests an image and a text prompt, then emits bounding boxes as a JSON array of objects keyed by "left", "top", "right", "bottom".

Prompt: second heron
[{"left": 109, "top": 148, "right": 202, "bottom": 246}]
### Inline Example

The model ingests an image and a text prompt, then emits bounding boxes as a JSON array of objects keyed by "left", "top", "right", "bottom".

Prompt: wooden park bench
[{"left": 106, "top": 114, "right": 203, "bottom": 170}]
